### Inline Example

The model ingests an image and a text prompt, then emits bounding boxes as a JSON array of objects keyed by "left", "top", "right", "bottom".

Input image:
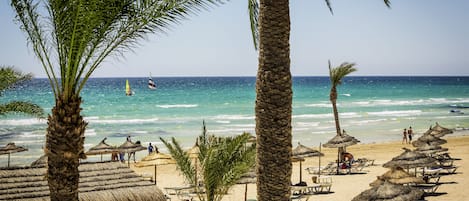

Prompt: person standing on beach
[
  {"left": 402, "top": 128, "right": 408, "bottom": 144},
  {"left": 408, "top": 126, "right": 413, "bottom": 144},
  {"left": 148, "top": 142, "right": 154, "bottom": 154}
]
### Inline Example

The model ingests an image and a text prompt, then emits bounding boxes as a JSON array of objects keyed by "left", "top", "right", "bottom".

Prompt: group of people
[{"left": 402, "top": 126, "right": 413, "bottom": 144}]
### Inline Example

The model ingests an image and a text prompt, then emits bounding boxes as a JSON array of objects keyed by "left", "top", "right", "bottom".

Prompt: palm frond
[
  {"left": 160, "top": 136, "right": 196, "bottom": 184},
  {"left": 324, "top": 0, "right": 333, "bottom": 15},
  {"left": 248, "top": 0, "right": 259, "bottom": 50},
  {"left": 0, "top": 101, "right": 45, "bottom": 118},
  {"left": 12, "top": 0, "right": 227, "bottom": 101},
  {"left": 384, "top": 0, "right": 391, "bottom": 8},
  {"left": 0, "top": 66, "right": 32, "bottom": 93},
  {"left": 329, "top": 62, "right": 357, "bottom": 87}
]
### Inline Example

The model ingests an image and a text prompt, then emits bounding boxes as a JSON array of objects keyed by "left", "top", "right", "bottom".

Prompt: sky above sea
[{"left": 0, "top": 0, "right": 468, "bottom": 77}]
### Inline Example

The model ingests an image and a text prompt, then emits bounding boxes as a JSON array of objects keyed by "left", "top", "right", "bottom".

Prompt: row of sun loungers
[{"left": 305, "top": 158, "right": 374, "bottom": 175}]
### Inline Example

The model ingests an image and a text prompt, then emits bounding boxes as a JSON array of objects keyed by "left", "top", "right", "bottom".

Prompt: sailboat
[
  {"left": 125, "top": 79, "right": 134, "bottom": 96},
  {"left": 148, "top": 73, "right": 157, "bottom": 90}
]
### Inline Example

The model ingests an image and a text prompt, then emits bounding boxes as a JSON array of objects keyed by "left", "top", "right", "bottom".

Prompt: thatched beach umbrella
[
  {"left": 31, "top": 154, "right": 47, "bottom": 168},
  {"left": 412, "top": 134, "right": 447, "bottom": 147},
  {"left": 370, "top": 167, "right": 425, "bottom": 187},
  {"left": 85, "top": 138, "right": 117, "bottom": 161},
  {"left": 432, "top": 122, "right": 453, "bottom": 136},
  {"left": 135, "top": 148, "right": 175, "bottom": 185},
  {"left": 353, "top": 181, "right": 424, "bottom": 201},
  {"left": 383, "top": 148, "right": 437, "bottom": 173},
  {"left": 415, "top": 143, "right": 448, "bottom": 155},
  {"left": 323, "top": 133, "right": 359, "bottom": 174},
  {"left": 237, "top": 170, "right": 256, "bottom": 201},
  {"left": 118, "top": 140, "right": 146, "bottom": 167},
  {"left": 292, "top": 143, "right": 323, "bottom": 183},
  {"left": 0, "top": 142, "right": 28, "bottom": 167}
]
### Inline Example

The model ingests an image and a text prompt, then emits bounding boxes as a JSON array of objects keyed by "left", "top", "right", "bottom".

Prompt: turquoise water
[{"left": 1, "top": 76, "right": 469, "bottom": 165}]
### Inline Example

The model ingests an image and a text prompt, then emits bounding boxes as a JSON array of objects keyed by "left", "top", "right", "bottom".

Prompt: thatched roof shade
[
  {"left": 0, "top": 143, "right": 28, "bottom": 155},
  {"left": 0, "top": 162, "right": 166, "bottom": 201},
  {"left": 432, "top": 122, "right": 453, "bottom": 136},
  {"left": 292, "top": 143, "right": 323, "bottom": 158},
  {"left": 353, "top": 181, "right": 424, "bottom": 201},
  {"left": 415, "top": 143, "right": 448, "bottom": 155},
  {"left": 383, "top": 148, "right": 437, "bottom": 169},
  {"left": 134, "top": 151, "right": 175, "bottom": 168},
  {"left": 30, "top": 155, "right": 47, "bottom": 168},
  {"left": 370, "top": 167, "right": 424, "bottom": 187},
  {"left": 118, "top": 141, "right": 146, "bottom": 153},
  {"left": 323, "top": 134, "right": 359, "bottom": 148},
  {"left": 85, "top": 138, "right": 117, "bottom": 156},
  {"left": 412, "top": 134, "right": 447, "bottom": 147}
]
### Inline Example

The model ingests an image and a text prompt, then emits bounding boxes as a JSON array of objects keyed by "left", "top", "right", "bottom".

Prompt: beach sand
[{"left": 131, "top": 134, "right": 469, "bottom": 201}]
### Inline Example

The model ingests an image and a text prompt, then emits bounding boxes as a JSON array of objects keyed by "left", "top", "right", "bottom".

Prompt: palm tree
[
  {"left": 160, "top": 127, "right": 256, "bottom": 201},
  {"left": 328, "top": 61, "right": 357, "bottom": 136},
  {"left": 0, "top": 66, "right": 44, "bottom": 117},
  {"left": 11, "top": 0, "right": 224, "bottom": 200},
  {"left": 247, "top": 1, "right": 390, "bottom": 200}
]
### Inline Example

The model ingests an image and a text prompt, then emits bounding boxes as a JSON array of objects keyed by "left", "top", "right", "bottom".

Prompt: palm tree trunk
[
  {"left": 330, "top": 87, "right": 341, "bottom": 136},
  {"left": 256, "top": 0, "right": 291, "bottom": 201},
  {"left": 46, "top": 95, "right": 86, "bottom": 201}
]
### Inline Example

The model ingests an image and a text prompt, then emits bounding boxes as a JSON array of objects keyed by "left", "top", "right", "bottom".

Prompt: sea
[{"left": 1, "top": 76, "right": 469, "bottom": 166}]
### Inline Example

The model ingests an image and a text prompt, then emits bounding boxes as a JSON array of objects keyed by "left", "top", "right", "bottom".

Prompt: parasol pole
[
  {"left": 154, "top": 164, "right": 157, "bottom": 185},
  {"left": 299, "top": 160, "right": 303, "bottom": 183},
  {"left": 244, "top": 183, "right": 248, "bottom": 201},
  {"left": 8, "top": 153, "right": 11, "bottom": 168},
  {"left": 100, "top": 154, "right": 103, "bottom": 162},
  {"left": 318, "top": 143, "right": 322, "bottom": 178}
]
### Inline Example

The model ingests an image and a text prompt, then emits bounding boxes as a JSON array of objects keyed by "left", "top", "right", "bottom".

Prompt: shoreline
[{"left": 131, "top": 134, "right": 469, "bottom": 201}]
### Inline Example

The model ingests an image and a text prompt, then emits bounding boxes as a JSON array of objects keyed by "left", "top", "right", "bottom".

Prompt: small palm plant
[
  {"left": 160, "top": 122, "right": 256, "bottom": 201},
  {"left": 0, "top": 66, "right": 44, "bottom": 117}
]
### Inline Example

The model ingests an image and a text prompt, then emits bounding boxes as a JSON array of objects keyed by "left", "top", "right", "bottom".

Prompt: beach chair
[
  {"left": 412, "top": 183, "right": 441, "bottom": 195},
  {"left": 309, "top": 176, "right": 332, "bottom": 194},
  {"left": 305, "top": 162, "right": 335, "bottom": 175},
  {"left": 421, "top": 167, "right": 442, "bottom": 184}
]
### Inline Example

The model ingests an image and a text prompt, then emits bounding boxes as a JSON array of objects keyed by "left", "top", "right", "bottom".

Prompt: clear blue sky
[{"left": 1, "top": 0, "right": 468, "bottom": 77}]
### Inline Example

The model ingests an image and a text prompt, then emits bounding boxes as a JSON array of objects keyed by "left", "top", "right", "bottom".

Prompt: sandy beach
[{"left": 131, "top": 133, "right": 469, "bottom": 201}]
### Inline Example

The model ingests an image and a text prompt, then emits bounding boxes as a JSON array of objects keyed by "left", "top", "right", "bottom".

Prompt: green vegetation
[
  {"left": 0, "top": 66, "right": 44, "bottom": 117},
  {"left": 11, "top": 0, "right": 224, "bottom": 200},
  {"left": 161, "top": 122, "right": 255, "bottom": 201}
]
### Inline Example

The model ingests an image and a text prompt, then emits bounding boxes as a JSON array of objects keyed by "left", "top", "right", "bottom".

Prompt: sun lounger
[
  {"left": 309, "top": 176, "right": 332, "bottom": 194},
  {"left": 356, "top": 158, "right": 375, "bottom": 167},
  {"left": 305, "top": 162, "right": 336, "bottom": 175},
  {"left": 412, "top": 183, "right": 441, "bottom": 194},
  {"left": 421, "top": 168, "right": 442, "bottom": 184}
]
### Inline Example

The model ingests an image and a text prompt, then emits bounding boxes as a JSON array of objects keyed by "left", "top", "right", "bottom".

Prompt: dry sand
[{"left": 131, "top": 135, "right": 469, "bottom": 201}]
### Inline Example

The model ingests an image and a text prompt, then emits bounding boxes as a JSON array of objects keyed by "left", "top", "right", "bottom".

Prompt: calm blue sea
[{"left": 1, "top": 76, "right": 469, "bottom": 165}]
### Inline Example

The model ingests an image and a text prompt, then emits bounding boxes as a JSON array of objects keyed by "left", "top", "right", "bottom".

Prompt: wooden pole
[
  {"left": 319, "top": 143, "right": 322, "bottom": 178},
  {"left": 8, "top": 153, "right": 10, "bottom": 168},
  {"left": 154, "top": 165, "right": 157, "bottom": 185}
]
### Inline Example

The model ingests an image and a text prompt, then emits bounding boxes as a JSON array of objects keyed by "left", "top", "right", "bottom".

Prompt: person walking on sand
[
  {"left": 148, "top": 142, "right": 154, "bottom": 154},
  {"left": 408, "top": 126, "right": 413, "bottom": 144},
  {"left": 402, "top": 128, "right": 408, "bottom": 144}
]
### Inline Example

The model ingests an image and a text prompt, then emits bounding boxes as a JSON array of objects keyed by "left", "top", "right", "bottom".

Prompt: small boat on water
[
  {"left": 148, "top": 73, "right": 157, "bottom": 90},
  {"left": 450, "top": 109, "right": 464, "bottom": 114},
  {"left": 125, "top": 79, "right": 135, "bottom": 96}
]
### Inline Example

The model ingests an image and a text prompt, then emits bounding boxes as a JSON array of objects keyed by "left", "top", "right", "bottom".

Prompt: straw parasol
[
  {"left": 415, "top": 143, "right": 448, "bottom": 155},
  {"left": 323, "top": 133, "right": 359, "bottom": 174},
  {"left": 118, "top": 140, "right": 146, "bottom": 167},
  {"left": 292, "top": 142, "right": 323, "bottom": 183},
  {"left": 85, "top": 138, "right": 117, "bottom": 161},
  {"left": 412, "top": 133, "right": 447, "bottom": 147},
  {"left": 135, "top": 148, "right": 175, "bottom": 185},
  {"left": 0, "top": 161, "right": 167, "bottom": 200},
  {"left": 30, "top": 154, "right": 47, "bottom": 168},
  {"left": 383, "top": 148, "right": 437, "bottom": 171},
  {"left": 236, "top": 170, "right": 256, "bottom": 201},
  {"left": 353, "top": 181, "right": 424, "bottom": 201},
  {"left": 432, "top": 122, "right": 453, "bottom": 137},
  {"left": 0, "top": 142, "right": 28, "bottom": 167},
  {"left": 187, "top": 139, "right": 201, "bottom": 186},
  {"left": 369, "top": 167, "right": 425, "bottom": 187}
]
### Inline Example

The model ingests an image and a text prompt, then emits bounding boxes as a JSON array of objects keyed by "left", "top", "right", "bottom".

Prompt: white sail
[{"left": 148, "top": 73, "right": 156, "bottom": 89}]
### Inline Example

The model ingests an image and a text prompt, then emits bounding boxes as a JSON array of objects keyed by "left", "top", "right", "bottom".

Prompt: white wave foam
[
  {"left": 212, "top": 115, "right": 254, "bottom": 120},
  {"left": 0, "top": 118, "right": 46, "bottom": 126},
  {"left": 304, "top": 103, "right": 331, "bottom": 108},
  {"left": 85, "top": 129, "right": 96, "bottom": 136},
  {"left": 157, "top": 104, "right": 198, "bottom": 108},
  {"left": 293, "top": 112, "right": 360, "bottom": 119},
  {"left": 341, "top": 93, "right": 351, "bottom": 97},
  {"left": 88, "top": 118, "right": 159, "bottom": 124},
  {"left": 367, "top": 110, "right": 422, "bottom": 117},
  {"left": 349, "top": 119, "right": 388, "bottom": 125},
  {"left": 351, "top": 98, "right": 469, "bottom": 107},
  {"left": 216, "top": 120, "right": 231, "bottom": 124},
  {"left": 296, "top": 122, "right": 320, "bottom": 127}
]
